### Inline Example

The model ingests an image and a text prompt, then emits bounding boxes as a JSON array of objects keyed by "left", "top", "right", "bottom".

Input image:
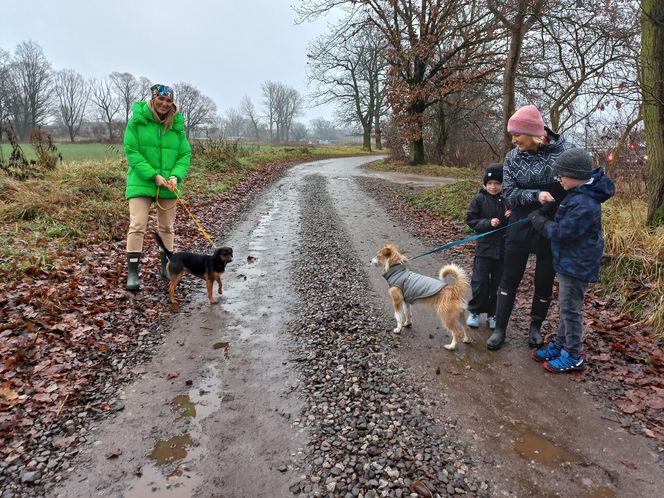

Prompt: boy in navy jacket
[
  {"left": 465, "top": 164, "right": 510, "bottom": 329},
  {"left": 528, "top": 149, "right": 615, "bottom": 372}
]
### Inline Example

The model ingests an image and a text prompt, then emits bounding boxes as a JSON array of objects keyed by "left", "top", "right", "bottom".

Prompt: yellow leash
[{"left": 156, "top": 186, "right": 215, "bottom": 245}]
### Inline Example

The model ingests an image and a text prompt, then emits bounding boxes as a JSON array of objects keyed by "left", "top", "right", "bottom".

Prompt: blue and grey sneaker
[
  {"left": 532, "top": 341, "right": 562, "bottom": 363},
  {"left": 544, "top": 349, "right": 586, "bottom": 373},
  {"left": 466, "top": 312, "right": 480, "bottom": 328},
  {"left": 487, "top": 315, "right": 496, "bottom": 330}
]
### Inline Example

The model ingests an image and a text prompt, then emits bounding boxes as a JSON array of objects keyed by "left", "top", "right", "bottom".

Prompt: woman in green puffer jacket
[{"left": 124, "top": 83, "right": 191, "bottom": 291}]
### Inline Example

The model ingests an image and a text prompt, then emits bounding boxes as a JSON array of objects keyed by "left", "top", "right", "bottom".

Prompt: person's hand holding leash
[
  {"left": 155, "top": 174, "right": 176, "bottom": 192},
  {"left": 490, "top": 217, "right": 501, "bottom": 227},
  {"left": 538, "top": 191, "right": 555, "bottom": 204},
  {"left": 528, "top": 210, "right": 548, "bottom": 232}
]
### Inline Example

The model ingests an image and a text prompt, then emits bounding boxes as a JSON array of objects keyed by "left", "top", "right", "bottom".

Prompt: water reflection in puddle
[
  {"left": 126, "top": 366, "right": 223, "bottom": 497},
  {"left": 149, "top": 434, "right": 193, "bottom": 465},
  {"left": 515, "top": 431, "right": 580, "bottom": 465},
  {"left": 212, "top": 341, "right": 230, "bottom": 359},
  {"left": 171, "top": 395, "right": 196, "bottom": 418}
]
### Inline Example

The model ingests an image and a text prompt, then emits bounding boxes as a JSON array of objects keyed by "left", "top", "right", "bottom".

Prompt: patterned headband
[{"left": 150, "top": 84, "right": 174, "bottom": 99}]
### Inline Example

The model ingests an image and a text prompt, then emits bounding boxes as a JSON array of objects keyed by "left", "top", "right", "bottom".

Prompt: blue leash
[{"left": 410, "top": 218, "right": 530, "bottom": 260}]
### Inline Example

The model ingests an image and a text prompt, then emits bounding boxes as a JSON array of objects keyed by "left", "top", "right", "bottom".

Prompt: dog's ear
[{"left": 381, "top": 246, "right": 392, "bottom": 258}]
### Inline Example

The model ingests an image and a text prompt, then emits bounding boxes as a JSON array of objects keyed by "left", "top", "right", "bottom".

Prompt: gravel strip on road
[{"left": 286, "top": 174, "right": 489, "bottom": 498}]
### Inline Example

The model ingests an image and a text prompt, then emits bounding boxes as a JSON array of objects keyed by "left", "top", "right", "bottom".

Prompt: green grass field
[
  {"left": 1, "top": 142, "right": 376, "bottom": 163},
  {"left": 0, "top": 142, "right": 124, "bottom": 162}
]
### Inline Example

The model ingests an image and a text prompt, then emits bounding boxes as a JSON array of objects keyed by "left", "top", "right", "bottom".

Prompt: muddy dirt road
[{"left": 54, "top": 157, "right": 661, "bottom": 498}]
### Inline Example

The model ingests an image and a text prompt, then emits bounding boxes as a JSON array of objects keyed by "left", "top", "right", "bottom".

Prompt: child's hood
[{"left": 577, "top": 167, "right": 615, "bottom": 203}]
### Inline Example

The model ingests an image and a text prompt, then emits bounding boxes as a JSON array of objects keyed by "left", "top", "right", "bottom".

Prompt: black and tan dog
[{"left": 154, "top": 233, "right": 233, "bottom": 306}]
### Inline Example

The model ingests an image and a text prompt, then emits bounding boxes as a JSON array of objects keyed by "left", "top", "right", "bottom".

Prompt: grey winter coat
[
  {"left": 383, "top": 264, "right": 446, "bottom": 304},
  {"left": 503, "top": 128, "right": 575, "bottom": 244}
]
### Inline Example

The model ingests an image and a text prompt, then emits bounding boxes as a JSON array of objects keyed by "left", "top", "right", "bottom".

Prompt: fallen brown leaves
[
  {"left": 358, "top": 176, "right": 664, "bottom": 445},
  {"left": 0, "top": 157, "right": 304, "bottom": 479}
]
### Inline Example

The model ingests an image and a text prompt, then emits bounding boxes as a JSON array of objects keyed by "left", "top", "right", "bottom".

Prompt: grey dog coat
[{"left": 382, "top": 264, "right": 446, "bottom": 304}]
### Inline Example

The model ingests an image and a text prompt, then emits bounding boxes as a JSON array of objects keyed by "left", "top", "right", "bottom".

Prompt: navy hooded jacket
[{"left": 542, "top": 168, "right": 615, "bottom": 282}]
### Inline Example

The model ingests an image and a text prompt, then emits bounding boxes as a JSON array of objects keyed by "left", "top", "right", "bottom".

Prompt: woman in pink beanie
[{"left": 486, "top": 105, "right": 576, "bottom": 351}]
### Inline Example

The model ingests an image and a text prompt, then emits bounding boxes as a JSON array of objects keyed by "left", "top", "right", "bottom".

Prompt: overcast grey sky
[{"left": 1, "top": 0, "right": 338, "bottom": 123}]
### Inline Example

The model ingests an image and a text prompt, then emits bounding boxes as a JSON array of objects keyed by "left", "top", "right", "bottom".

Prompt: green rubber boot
[{"left": 126, "top": 252, "right": 143, "bottom": 291}]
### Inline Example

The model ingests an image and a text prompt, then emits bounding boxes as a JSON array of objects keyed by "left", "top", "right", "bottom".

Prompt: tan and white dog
[{"left": 371, "top": 244, "right": 470, "bottom": 350}]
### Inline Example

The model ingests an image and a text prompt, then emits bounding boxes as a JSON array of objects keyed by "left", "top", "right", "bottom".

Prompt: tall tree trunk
[
  {"left": 502, "top": 26, "right": 524, "bottom": 154},
  {"left": 432, "top": 103, "right": 450, "bottom": 164},
  {"left": 363, "top": 127, "right": 372, "bottom": 151},
  {"left": 642, "top": 0, "right": 664, "bottom": 225},
  {"left": 409, "top": 100, "right": 427, "bottom": 165},
  {"left": 411, "top": 138, "right": 425, "bottom": 165},
  {"left": 375, "top": 114, "right": 382, "bottom": 150}
]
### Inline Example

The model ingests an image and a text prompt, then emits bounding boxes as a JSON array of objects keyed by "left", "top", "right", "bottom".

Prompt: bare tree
[
  {"left": 262, "top": 81, "right": 302, "bottom": 142},
  {"left": 0, "top": 48, "right": 12, "bottom": 140},
  {"left": 307, "top": 22, "right": 387, "bottom": 151},
  {"left": 297, "top": 1, "right": 498, "bottom": 165},
  {"left": 138, "top": 76, "right": 152, "bottom": 100},
  {"left": 110, "top": 71, "right": 141, "bottom": 127},
  {"left": 291, "top": 121, "right": 308, "bottom": 141},
  {"left": 223, "top": 107, "right": 246, "bottom": 138},
  {"left": 10, "top": 40, "right": 52, "bottom": 140},
  {"left": 529, "top": 0, "right": 639, "bottom": 134},
  {"left": 90, "top": 77, "right": 120, "bottom": 141},
  {"left": 174, "top": 82, "right": 218, "bottom": 138},
  {"left": 54, "top": 69, "right": 90, "bottom": 142},
  {"left": 310, "top": 117, "right": 338, "bottom": 142},
  {"left": 262, "top": 81, "right": 278, "bottom": 140},
  {"left": 487, "top": 0, "right": 545, "bottom": 154},
  {"left": 240, "top": 95, "right": 261, "bottom": 141}
]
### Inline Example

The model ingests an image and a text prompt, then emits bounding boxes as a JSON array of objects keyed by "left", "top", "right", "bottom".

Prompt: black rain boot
[
  {"left": 159, "top": 252, "right": 170, "bottom": 281},
  {"left": 486, "top": 288, "right": 516, "bottom": 351},
  {"left": 126, "top": 252, "right": 143, "bottom": 291},
  {"left": 528, "top": 295, "right": 551, "bottom": 348}
]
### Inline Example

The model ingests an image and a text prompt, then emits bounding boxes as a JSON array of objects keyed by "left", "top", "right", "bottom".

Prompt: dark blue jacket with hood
[{"left": 542, "top": 168, "right": 615, "bottom": 282}]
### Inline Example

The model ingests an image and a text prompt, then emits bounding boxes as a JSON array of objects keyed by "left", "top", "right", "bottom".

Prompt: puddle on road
[
  {"left": 515, "top": 430, "right": 581, "bottom": 465},
  {"left": 149, "top": 434, "right": 193, "bottom": 465},
  {"left": 172, "top": 395, "right": 196, "bottom": 418},
  {"left": 126, "top": 365, "right": 224, "bottom": 497},
  {"left": 212, "top": 341, "right": 230, "bottom": 358}
]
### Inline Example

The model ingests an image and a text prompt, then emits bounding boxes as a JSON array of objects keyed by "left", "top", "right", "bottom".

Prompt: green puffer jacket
[{"left": 124, "top": 101, "right": 191, "bottom": 200}]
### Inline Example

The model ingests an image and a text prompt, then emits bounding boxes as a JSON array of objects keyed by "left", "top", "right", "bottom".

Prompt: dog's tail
[
  {"left": 153, "top": 233, "right": 173, "bottom": 259},
  {"left": 440, "top": 264, "right": 469, "bottom": 299}
]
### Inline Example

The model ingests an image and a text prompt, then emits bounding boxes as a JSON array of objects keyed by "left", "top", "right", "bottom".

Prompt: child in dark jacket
[
  {"left": 465, "top": 164, "right": 511, "bottom": 329},
  {"left": 528, "top": 148, "right": 615, "bottom": 372}
]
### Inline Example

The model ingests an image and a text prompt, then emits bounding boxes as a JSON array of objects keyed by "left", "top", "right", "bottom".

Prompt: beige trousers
[{"left": 126, "top": 197, "right": 177, "bottom": 253}]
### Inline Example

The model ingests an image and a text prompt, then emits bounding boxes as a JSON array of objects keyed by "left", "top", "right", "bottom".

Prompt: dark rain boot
[
  {"left": 126, "top": 252, "right": 143, "bottom": 291},
  {"left": 528, "top": 295, "right": 551, "bottom": 348},
  {"left": 486, "top": 288, "right": 516, "bottom": 351},
  {"left": 159, "top": 252, "right": 170, "bottom": 281}
]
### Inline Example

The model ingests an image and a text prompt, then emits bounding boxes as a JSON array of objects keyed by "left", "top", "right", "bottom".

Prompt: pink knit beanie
[{"left": 507, "top": 105, "right": 545, "bottom": 137}]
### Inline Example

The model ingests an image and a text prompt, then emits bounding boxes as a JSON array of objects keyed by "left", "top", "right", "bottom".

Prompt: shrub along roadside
[
  {"left": 406, "top": 179, "right": 664, "bottom": 341},
  {"left": 0, "top": 144, "right": 373, "bottom": 282}
]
